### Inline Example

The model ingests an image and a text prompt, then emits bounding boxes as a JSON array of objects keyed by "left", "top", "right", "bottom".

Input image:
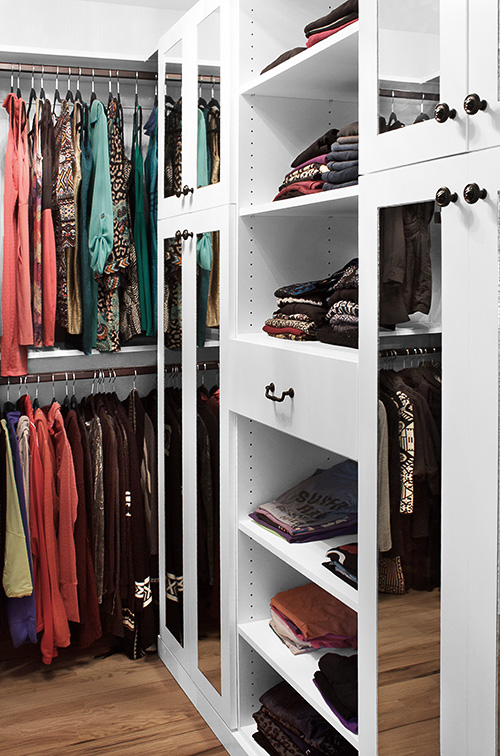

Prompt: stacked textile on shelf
[
  {"left": 260, "top": 0, "right": 359, "bottom": 74},
  {"left": 270, "top": 583, "right": 358, "bottom": 654},
  {"left": 252, "top": 680, "right": 357, "bottom": 756},
  {"left": 249, "top": 459, "right": 358, "bottom": 543},
  {"left": 323, "top": 121, "right": 359, "bottom": 192},
  {"left": 273, "top": 121, "right": 359, "bottom": 202},
  {"left": 0, "top": 385, "right": 158, "bottom": 664},
  {"left": 263, "top": 259, "right": 358, "bottom": 348},
  {"left": 313, "top": 654, "right": 358, "bottom": 734},
  {"left": 323, "top": 544, "right": 358, "bottom": 589}
]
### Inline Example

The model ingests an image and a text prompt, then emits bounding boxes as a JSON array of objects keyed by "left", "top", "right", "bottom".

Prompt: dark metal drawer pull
[{"left": 265, "top": 383, "right": 295, "bottom": 403}]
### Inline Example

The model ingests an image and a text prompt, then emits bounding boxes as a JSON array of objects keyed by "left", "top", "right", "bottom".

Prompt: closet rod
[
  {"left": 379, "top": 87, "right": 439, "bottom": 102},
  {"left": 165, "top": 360, "right": 219, "bottom": 373},
  {"left": 0, "top": 364, "right": 157, "bottom": 385},
  {"left": 378, "top": 346, "right": 441, "bottom": 358},
  {"left": 0, "top": 62, "right": 220, "bottom": 84}
]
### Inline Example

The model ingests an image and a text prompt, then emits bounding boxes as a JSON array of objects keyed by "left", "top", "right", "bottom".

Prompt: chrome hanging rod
[
  {"left": 164, "top": 360, "right": 219, "bottom": 374},
  {"left": 379, "top": 87, "right": 439, "bottom": 102},
  {"left": 0, "top": 62, "right": 219, "bottom": 84},
  {"left": 0, "top": 365, "right": 157, "bottom": 385},
  {"left": 378, "top": 346, "right": 441, "bottom": 359}
]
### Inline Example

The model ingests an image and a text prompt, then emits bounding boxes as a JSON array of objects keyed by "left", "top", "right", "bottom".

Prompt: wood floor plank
[{"left": 0, "top": 636, "right": 228, "bottom": 756}]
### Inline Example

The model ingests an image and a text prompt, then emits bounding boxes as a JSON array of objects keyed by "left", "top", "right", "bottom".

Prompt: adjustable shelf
[
  {"left": 239, "top": 620, "right": 359, "bottom": 749},
  {"left": 240, "top": 186, "right": 358, "bottom": 219},
  {"left": 240, "top": 519, "right": 358, "bottom": 611},
  {"left": 240, "top": 23, "right": 358, "bottom": 102}
]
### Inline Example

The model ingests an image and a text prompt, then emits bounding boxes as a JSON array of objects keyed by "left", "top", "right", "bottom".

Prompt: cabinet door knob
[
  {"left": 434, "top": 102, "right": 457, "bottom": 123},
  {"left": 175, "top": 229, "right": 194, "bottom": 240},
  {"left": 463, "top": 183, "right": 487, "bottom": 204},
  {"left": 182, "top": 185, "right": 194, "bottom": 195},
  {"left": 435, "top": 187, "right": 458, "bottom": 207},
  {"left": 174, "top": 189, "right": 183, "bottom": 198},
  {"left": 265, "top": 383, "right": 295, "bottom": 403},
  {"left": 464, "top": 93, "right": 487, "bottom": 115}
]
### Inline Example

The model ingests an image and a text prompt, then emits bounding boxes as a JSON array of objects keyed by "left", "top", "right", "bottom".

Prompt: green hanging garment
[{"left": 132, "top": 105, "right": 153, "bottom": 336}]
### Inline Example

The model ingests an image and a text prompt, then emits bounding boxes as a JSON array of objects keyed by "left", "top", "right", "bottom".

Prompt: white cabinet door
[
  {"left": 358, "top": 154, "right": 470, "bottom": 756},
  {"left": 359, "top": 0, "right": 468, "bottom": 174},
  {"left": 468, "top": 1, "right": 500, "bottom": 151},
  {"left": 158, "top": 0, "right": 234, "bottom": 221},
  {"left": 461, "top": 147, "right": 500, "bottom": 756}
]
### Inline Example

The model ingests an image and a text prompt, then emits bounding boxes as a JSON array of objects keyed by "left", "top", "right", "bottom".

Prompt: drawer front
[{"left": 226, "top": 339, "right": 358, "bottom": 460}]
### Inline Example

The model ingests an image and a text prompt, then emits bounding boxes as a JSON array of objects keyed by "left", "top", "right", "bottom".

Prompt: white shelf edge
[
  {"left": 28, "top": 344, "right": 158, "bottom": 360},
  {"left": 240, "top": 23, "right": 359, "bottom": 97},
  {"left": 240, "top": 186, "right": 359, "bottom": 218},
  {"left": 239, "top": 519, "right": 358, "bottom": 611},
  {"left": 238, "top": 619, "right": 359, "bottom": 749},
  {"left": 229, "top": 333, "right": 359, "bottom": 364},
  {"left": 233, "top": 726, "right": 264, "bottom": 756}
]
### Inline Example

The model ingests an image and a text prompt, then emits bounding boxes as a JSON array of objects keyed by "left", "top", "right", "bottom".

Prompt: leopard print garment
[
  {"left": 164, "top": 100, "right": 182, "bottom": 198},
  {"left": 53, "top": 99, "right": 76, "bottom": 329},
  {"left": 164, "top": 237, "right": 182, "bottom": 350}
]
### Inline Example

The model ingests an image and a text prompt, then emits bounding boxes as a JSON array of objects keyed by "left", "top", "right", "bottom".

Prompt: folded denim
[
  {"left": 323, "top": 165, "right": 359, "bottom": 184},
  {"left": 322, "top": 180, "right": 358, "bottom": 190},
  {"left": 327, "top": 159, "right": 358, "bottom": 171}
]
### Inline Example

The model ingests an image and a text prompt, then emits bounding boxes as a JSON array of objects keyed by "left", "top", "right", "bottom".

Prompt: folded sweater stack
[
  {"left": 315, "top": 258, "right": 359, "bottom": 348},
  {"left": 249, "top": 459, "right": 358, "bottom": 544},
  {"left": 270, "top": 583, "right": 358, "bottom": 655},
  {"left": 314, "top": 654, "right": 358, "bottom": 734},
  {"left": 323, "top": 121, "right": 359, "bottom": 192},
  {"left": 261, "top": 1, "right": 359, "bottom": 74},
  {"left": 323, "top": 543, "right": 358, "bottom": 589},
  {"left": 252, "top": 680, "right": 357, "bottom": 756}
]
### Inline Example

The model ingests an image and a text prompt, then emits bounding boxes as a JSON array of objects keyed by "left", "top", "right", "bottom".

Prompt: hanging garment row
[
  {"left": 378, "top": 359, "right": 441, "bottom": 594},
  {"left": 1, "top": 66, "right": 159, "bottom": 377},
  {"left": 0, "top": 374, "right": 158, "bottom": 665}
]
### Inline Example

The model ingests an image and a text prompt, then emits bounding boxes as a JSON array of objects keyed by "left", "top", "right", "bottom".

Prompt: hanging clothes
[
  {"left": 164, "top": 237, "right": 182, "bottom": 350},
  {"left": 1, "top": 93, "right": 30, "bottom": 376},
  {"left": 207, "top": 106, "right": 220, "bottom": 185},
  {"left": 67, "top": 100, "right": 83, "bottom": 335},
  {"left": 206, "top": 230, "right": 220, "bottom": 328},
  {"left": 164, "top": 98, "right": 182, "bottom": 198},
  {"left": 40, "top": 98, "right": 57, "bottom": 347},
  {"left": 78, "top": 104, "right": 98, "bottom": 354},
  {"left": 29, "top": 98, "right": 44, "bottom": 347},
  {"left": 131, "top": 105, "right": 153, "bottom": 337},
  {"left": 144, "top": 106, "right": 158, "bottom": 335},
  {"left": 197, "top": 232, "right": 213, "bottom": 348}
]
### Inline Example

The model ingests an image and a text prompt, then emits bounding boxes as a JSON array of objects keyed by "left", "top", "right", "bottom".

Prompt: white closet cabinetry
[{"left": 157, "top": 0, "right": 234, "bottom": 219}]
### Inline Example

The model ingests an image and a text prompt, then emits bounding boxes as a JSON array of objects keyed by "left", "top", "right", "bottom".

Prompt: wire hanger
[
  {"left": 165, "top": 74, "right": 175, "bottom": 107},
  {"left": 90, "top": 68, "right": 97, "bottom": 105},
  {"left": 414, "top": 91, "right": 430, "bottom": 124},
  {"left": 198, "top": 78, "right": 207, "bottom": 109},
  {"left": 10, "top": 63, "right": 14, "bottom": 93},
  {"left": 16, "top": 62, "right": 22, "bottom": 98},
  {"left": 133, "top": 369, "right": 137, "bottom": 392},
  {"left": 39, "top": 65, "right": 45, "bottom": 101},
  {"left": 33, "top": 375, "right": 40, "bottom": 410},
  {"left": 207, "top": 75, "right": 220, "bottom": 109},
  {"left": 66, "top": 66, "right": 74, "bottom": 102},
  {"left": 27, "top": 65, "right": 37, "bottom": 120},
  {"left": 75, "top": 67, "right": 83, "bottom": 104},
  {"left": 70, "top": 372, "right": 78, "bottom": 410},
  {"left": 154, "top": 73, "right": 158, "bottom": 108},
  {"left": 116, "top": 70, "right": 121, "bottom": 104},
  {"left": 108, "top": 68, "right": 114, "bottom": 105},
  {"left": 134, "top": 70, "right": 139, "bottom": 108},
  {"left": 53, "top": 65, "right": 62, "bottom": 113}
]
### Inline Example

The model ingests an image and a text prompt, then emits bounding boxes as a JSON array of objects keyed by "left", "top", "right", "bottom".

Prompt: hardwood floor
[
  {"left": 378, "top": 589, "right": 440, "bottom": 756},
  {"left": 0, "top": 636, "right": 228, "bottom": 756}
]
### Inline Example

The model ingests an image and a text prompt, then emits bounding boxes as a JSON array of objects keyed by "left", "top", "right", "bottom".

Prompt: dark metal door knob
[
  {"left": 464, "top": 93, "right": 487, "bottom": 115},
  {"left": 265, "top": 383, "right": 295, "bottom": 403},
  {"left": 435, "top": 187, "right": 458, "bottom": 207},
  {"left": 463, "top": 183, "right": 487, "bottom": 204},
  {"left": 434, "top": 102, "right": 457, "bottom": 123}
]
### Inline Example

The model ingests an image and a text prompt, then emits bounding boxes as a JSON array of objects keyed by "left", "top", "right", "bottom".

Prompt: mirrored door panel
[
  {"left": 377, "top": 200, "right": 442, "bottom": 755},
  {"left": 197, "top": 8, "right": 221, "bottom": 190},
  {"left": 163, "top": 41, "right": 183, "bottom": 200},
  {"left": 195, "top": 228, "right": 221, "bottom": 695},
  {"left": 378, "top": 0, "right": 440, "bottom": 133},
  {"left": 163, "top": 234, "right": 184, "bottom": 646}
]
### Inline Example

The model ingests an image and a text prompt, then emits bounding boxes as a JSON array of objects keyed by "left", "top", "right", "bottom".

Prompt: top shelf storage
[{"left": 240, "top": 23, "right": 358, "bottom": 102}]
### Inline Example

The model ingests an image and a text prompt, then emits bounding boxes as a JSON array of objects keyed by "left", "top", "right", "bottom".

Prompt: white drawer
[{"left": 226, "top": 335, "right": 358, "bottom": 460}]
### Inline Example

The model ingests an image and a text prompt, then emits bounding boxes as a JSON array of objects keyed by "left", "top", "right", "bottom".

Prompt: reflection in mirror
[
  {"left": 197, "top": 8, "right": 221, "bottom": 187},
  {"left": 197, "top": 230, "right": 221, "bottom": 693},
  {"left": 378, "top": 0, "right": 440, "bottom": 133},
  {"left": 164, "top": 236, "right": 183, "bottom": 645},
  {"left": 164, "top": 41, "right": 183, "bottom": 198},
  {"left": 377, "top": 203, "right": 442, "bottom": 753}
]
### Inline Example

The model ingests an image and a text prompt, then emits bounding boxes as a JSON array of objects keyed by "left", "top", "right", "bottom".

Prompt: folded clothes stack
[
  {"left": 252, "top": 680, "right": 358, "bottom": 756},
  {"left": 313, "top": 654, "right": 358, "bottom": 734},
  {"left": 322, "top": 121, "right": 359, "bottom": 192},
  {"left": 249, "top": 459, "right": 358, "bottom": 544},
  {"left": 260, "top": 0, "right": 359, "bottom": 74},
  {"left": 270, "top": 583, "right": 358, "bottom": 655},
  {"left": 263, "top": 258, "right": 359, "bottom": 343},
  {"left": 315, "top": 258, "right": 359, "bottom": 348},
  {"left": 323, "top": 543, "right": 358, "bottom": 589}
]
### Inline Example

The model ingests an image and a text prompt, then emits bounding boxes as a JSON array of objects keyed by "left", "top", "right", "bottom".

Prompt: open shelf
[
  {"left": 241, "top": 23, "right": 358, "bottom": 102},
  {"left": 239, "top": 621, "right": 359, "bottom": 749},
  {"left": 232, "top": 333, "right": 358, "bottom": 363},
  {"left": 240, "top": 519, "right": 358, "bottom": 611},
  {"left": 240, "top": 186, "right": 358, "bottom": 219}
]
